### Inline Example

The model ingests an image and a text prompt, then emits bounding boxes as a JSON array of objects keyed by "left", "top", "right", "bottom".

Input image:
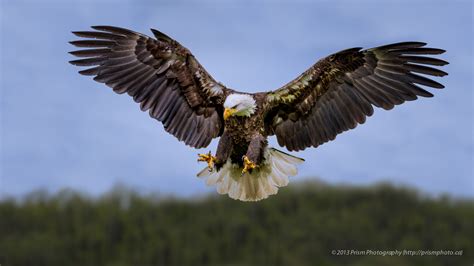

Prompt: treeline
[{"left": 0, "top": 181, "right": 473, "bottom": 266}]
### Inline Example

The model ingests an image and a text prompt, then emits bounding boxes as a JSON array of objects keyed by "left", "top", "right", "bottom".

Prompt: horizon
[{"left": 3, "top": 179, "right": 473, "bottom": 202}]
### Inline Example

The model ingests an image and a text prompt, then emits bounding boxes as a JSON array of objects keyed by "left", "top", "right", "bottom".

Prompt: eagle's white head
[{"left": 223, "top": 94, "right": 257, "bottom": 120}]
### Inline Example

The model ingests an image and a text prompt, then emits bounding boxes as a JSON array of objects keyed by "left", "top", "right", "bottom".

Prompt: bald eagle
[{"left": 69, "top": 26, "right": 448, "bottom": 201}]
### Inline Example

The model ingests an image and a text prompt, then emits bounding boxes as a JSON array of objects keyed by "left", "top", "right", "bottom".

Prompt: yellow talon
[
  {"left": 242, "top": 155, "right": 257, "bottom": 174},
  {"left": 198, "top": 151, "right": 217, "bottom": 171}
]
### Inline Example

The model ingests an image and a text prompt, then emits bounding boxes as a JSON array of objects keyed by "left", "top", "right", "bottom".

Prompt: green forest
[{"left": 0, "top": 181, "right": 473, "bottom": 266}]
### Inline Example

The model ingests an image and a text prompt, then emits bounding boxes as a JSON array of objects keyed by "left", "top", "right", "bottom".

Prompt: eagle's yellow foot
[
  {"left": 198, "top": 151, "right": 217, "bottom": 171},
  {"left": 242, "top": 155, "right": 257, "bottom": 175}
]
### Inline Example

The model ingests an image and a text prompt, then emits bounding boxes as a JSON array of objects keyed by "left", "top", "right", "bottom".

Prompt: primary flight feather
[{"left": 69, "top": 26, "right": 448, "bottom": 201}]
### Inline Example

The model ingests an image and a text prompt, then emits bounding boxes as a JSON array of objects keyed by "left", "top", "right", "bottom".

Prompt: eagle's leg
[
  {"left": 242, "top": 134, "right": 267, "bottom": 174},
  {"left": 198, "top": 151, "right": 216, "bottom": 171},
  {"left": 198, "top": 131, "right": 233, "bottom": 172},
  {"left": 214, "top": 131, "right": 233, "bottom": 171}
]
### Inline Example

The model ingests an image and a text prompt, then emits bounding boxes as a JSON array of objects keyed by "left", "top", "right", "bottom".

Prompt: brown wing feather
[
  {"left": 70, "top": 26, "right": 232, "bottom": 148},
  {"left": 264, "top": 42, "right": 448, "bottom": 151}
]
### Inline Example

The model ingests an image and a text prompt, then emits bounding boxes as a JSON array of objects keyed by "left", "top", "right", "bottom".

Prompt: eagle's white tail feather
[{"left": 197, "top": 147, "right": 304, "bottom": 201}]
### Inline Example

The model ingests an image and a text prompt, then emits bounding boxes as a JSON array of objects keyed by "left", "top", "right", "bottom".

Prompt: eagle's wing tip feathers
[{"left": 90, "top": 25, "right": 108, "bottom": 30}]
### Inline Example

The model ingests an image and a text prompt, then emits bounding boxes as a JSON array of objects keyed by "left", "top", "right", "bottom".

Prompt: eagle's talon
[
  {"left": 242, "top": 155, "right": 256, "bottom": 174},
  {"left": 198, "top": 151, "right": 217, "bottom": 171}
]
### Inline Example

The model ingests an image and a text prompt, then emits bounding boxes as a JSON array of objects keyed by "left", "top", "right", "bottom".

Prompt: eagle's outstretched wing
[
  {"left": 70, "top": 26, "right": 231, "bottom": 148},
  {"left": 264, "top": 42, "right": 448, "bottom": 151}
]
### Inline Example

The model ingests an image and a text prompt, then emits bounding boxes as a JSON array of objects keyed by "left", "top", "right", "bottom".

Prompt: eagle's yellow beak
[{"left": 223, "top": 108, "right": 237, "bottom": 120}]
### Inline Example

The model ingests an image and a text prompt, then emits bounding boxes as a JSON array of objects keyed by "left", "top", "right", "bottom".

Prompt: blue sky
[{"left": 1, "top": 0, "right": 473, "bottom": 198}]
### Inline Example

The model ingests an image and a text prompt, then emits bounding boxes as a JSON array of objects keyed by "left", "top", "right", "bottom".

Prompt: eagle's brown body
[
  {"left": 217, "top": 93, "right": 268, "bottom": 169},
  {"left": 69, "top": 26, "right": 448, "bottom": 201}
]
